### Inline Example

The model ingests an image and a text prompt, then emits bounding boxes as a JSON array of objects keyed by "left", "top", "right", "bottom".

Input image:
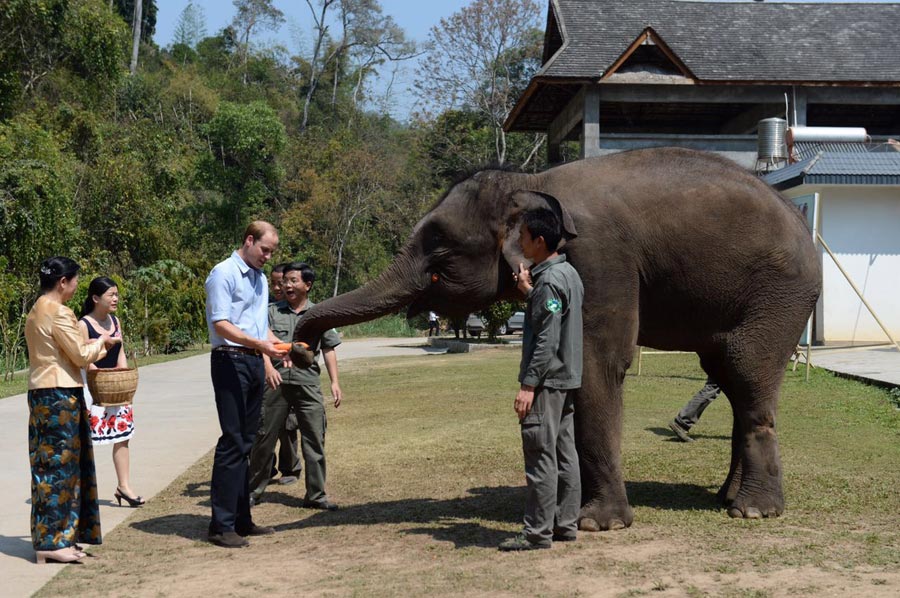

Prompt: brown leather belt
[{"left": 213, "top": 345, "right": 261, "bottom": 357}]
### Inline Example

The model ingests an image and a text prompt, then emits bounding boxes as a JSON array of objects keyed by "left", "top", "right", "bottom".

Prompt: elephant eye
[{"left": 431, "top": 273, "right": 440, "bottom": 283}]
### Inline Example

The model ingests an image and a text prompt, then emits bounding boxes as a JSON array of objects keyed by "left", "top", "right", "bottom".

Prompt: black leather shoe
[
  {"left": 208, "top": 530, "right": 249, "bottom": 548},
  {"left": 237, "top": 523, "right": 275, "bottom": 537},
  {"left": 302, "top": 499, "right": 339, "bottom": 511},
  {"left": 552, "top": 533, "right": 576, "bottom": 542},
  {"left": 498, "top": 533, "right": 550, "bottom": 551}
]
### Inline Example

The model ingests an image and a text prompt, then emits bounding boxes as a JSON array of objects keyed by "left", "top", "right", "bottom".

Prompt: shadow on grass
[
  {"left": 626, "top": 481, "right": 721, "bottom": 512},
  {"left": 133, "top": 482, "right": 720, "bottom": 545},
  {"left": 131, "top": 514, "right": 210, "bottom": 541},
  {"left": 132, "top": 486, "right": 523, "bottom": 546},
  {"left": 644, "top": 426, "right": 730, "bottom": 441}
]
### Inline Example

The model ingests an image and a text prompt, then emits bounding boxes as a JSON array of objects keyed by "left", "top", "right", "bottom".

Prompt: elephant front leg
[{"left": 574, "top": 352, "right": 634, "bottom": 531}]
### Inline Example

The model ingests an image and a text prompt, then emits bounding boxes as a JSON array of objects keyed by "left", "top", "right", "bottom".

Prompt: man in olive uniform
[
  {"left": 500, "top": 208, "right": 584, "bottom": 551},
  {"left": 248, "top": 262, "right": 343, "bottom": 510}
]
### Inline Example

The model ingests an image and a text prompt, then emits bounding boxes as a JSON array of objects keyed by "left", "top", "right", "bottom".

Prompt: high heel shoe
[
  {"left": 114, "top": 488, "right": 146, "bottom": 507},
  {"left": 35, "top": 548, "right": 84, "bottom": 564}
]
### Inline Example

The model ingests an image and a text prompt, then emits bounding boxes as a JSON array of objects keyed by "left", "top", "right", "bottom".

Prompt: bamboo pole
[{"left": 817, "top": 232, "right": 900, "bottom": 352}]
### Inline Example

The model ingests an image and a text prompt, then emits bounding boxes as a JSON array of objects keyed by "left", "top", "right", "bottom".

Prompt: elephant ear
[{"left": 502, "top": 190, "right": 578, "bottom": 271}]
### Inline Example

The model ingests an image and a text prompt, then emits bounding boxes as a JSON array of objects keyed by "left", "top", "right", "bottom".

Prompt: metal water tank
[{"left": 757, "top": 118, "right": 788, "bottom": 162}]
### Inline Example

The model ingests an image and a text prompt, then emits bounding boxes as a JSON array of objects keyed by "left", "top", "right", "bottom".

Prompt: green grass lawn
[{"left": 38, "top": 350, "right": 899, "bottom": 597}]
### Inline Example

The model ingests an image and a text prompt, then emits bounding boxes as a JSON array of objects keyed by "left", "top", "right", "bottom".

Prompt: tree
[
  {"left": 231, "top": 0, "right": 285, "bottom": 85},
  {"left": 197, "top": 101, "right": 287, "bottom": 239},
  {"left": 129, "top": 0, "right": 143, "bottom": 74},
  {"left": 113, "top": 0, "right": 157, "bottom": 43},
  {"left": 172, "top": 1, "right": 207, "bottom": 49},
  {"left": 298, "top": 0, "right": 417, "bottom": 131},
  {"left": 415, "top": 0, "right": 542, "bottom": 165}
]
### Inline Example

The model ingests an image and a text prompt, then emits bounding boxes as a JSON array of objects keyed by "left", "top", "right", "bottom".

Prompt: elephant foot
[
  {"left": 578, "top": 501, "right": 634, "bottom": 532},
  {"left": 716, "top": 477, "right": 740, "bottom": 506},
  {"left": 724, "top": 489, "right": 783, "bottom": 519}
]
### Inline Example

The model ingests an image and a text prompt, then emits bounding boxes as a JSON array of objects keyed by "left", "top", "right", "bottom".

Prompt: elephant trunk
[{"left": 293, "top": 248, "right": 426, "bottom": 345}]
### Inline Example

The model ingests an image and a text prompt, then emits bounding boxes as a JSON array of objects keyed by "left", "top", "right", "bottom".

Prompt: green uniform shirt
[
  {"left": 268, "top": 300, "right": 341, "bottom": 386},
  {"left": 518, "top": 254, "right": 584, "bottom": 390}
]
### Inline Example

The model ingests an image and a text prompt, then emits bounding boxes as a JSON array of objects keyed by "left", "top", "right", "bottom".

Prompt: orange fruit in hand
[{"left": 273, "top": 342, "right": 292, "bottom": 352}]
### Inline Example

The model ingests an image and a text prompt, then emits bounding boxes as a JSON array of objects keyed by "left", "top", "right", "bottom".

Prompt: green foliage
[
  {"left": 198, "top": 100, "right": 286, "bottom": 236},
  {"left": 480, "top": 301, "right": 518, "bottom": 341},
  {"left": 63, "top": 0, "right": 129, "bottom": 89},
  {"left": 0, "top": 114, "right": 79, "bottom": 279},
  {"left": 1, "top": 0, "right": 551, "bottom": 370},
  {"left": 112, "top": 0, "right": 157, "bottom": 43},
  {"left": 128, "top": 260, "right": 206, "bottom": 354}
]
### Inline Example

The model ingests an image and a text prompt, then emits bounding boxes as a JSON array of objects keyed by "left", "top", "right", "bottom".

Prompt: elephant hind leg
[{"left": 702, "top": 342, "right": 787, "bottom": 519}]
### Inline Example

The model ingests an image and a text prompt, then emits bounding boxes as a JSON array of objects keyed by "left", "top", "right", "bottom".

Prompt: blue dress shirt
[{"left": 205, "top": 251, "right": 269, "bottom": 347}]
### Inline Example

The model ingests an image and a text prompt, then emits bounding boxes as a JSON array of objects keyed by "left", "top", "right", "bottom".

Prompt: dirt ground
[{"left": 36, "top": 351, "right": 900, "bottom": 597}]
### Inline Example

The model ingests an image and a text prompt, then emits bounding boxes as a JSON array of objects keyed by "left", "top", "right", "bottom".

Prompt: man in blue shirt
[{"left": 205, "top": 221, "right": 289, "bottom": 548}]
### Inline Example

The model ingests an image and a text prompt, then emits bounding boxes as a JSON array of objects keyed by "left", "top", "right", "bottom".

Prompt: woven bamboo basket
[{"left": 87, "top": 353, "right": 139, "bottom": 407}]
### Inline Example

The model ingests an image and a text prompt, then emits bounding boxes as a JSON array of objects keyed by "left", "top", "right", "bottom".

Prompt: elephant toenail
[
  {"left": 579, "top": 517, "right": 600, "bottom": 532},
  {"left": 608, "top": 519, "right": 626, "bottom": 530},
  {"left": 744, "top": 508, "right": 763, "bottom": 519},
  {"left": 727, "top": 507, "right": 743, "bottom": 518}
]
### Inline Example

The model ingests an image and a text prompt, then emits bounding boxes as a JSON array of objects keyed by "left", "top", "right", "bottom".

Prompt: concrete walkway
[
  {"left": 0, "top": 337, "right": 435, "bottom": 598},
  {"left": 811, "top": 345, "right": 900, "bottom": 388}
]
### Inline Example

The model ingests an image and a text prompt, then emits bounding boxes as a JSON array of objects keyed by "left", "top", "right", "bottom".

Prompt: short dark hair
[
  {"left": 81, "top": 276, "right": 118, "bottom": 317},
  {"left": 39, "top": 257, "right": 80, "bottom": 292},
  {"left": 283, "top": 262, "right": 315, "bottom": 285},
  {"left": 522, "top": 208, "right": 562, "bottom": 252},
  {"left": 271, "top": 262, "right": 289, "bottom": 274}
]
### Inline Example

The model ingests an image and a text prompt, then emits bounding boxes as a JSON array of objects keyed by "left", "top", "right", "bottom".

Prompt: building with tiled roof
[{"left": 505, "top": 0, "right": 900, "bottom": 166}]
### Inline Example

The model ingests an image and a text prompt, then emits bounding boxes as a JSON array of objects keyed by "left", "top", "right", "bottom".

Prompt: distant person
[
  {"left": 205, "top": 221, "right": 288, "bottom": 548},
  {"left": 269, "top": 262, "right": 287, "bottom": 303},
  {"left": 248, "top": 262, "right": 343, "bottom": 510},
  {"left": 25, "top": 257, "right": 119, "bottom": 564},
  {"left": 428, "top": 311, "right": 440, "bottom": 337},
  {"left": 669, "top": 377, "right": 722, "bottom": 442},
  {"left": 79, "top": 276, "right": 144, "bottom": 507},
  {"left": 500, "top": 208, "right": 583, "bottom": 551}
]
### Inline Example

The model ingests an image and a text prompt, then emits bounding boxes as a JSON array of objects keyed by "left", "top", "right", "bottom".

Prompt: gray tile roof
[
  {"left": 764, "top": 150, "right": 900, "bottom": 188},
  {"left": 542, "top": 0, "right": 900, "bottom": 82}
]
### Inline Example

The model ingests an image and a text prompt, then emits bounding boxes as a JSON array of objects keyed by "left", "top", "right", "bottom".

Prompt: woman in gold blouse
[{"left": 24, "top": 257, "right": 119, "bottom": 565}]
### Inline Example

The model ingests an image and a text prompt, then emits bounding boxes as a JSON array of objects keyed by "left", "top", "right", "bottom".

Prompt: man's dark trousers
[{"left": 210, "top": 350, "right": 265, "bottom": 534}]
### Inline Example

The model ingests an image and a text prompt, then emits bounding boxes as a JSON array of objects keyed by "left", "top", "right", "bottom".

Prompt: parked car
[
  {"left": 506, "top": 311, "right": 525, "bottom": 334},
  {"left": 466, "top": 314, "right": 485, "bottom": 337},
  {"left": 466, "top": 311, "right": 525, "bottom": 337}
]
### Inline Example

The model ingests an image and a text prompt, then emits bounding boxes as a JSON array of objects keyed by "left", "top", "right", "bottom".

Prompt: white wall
[{"left": 786, "top": 185, "right": 900, "bottom": 343}]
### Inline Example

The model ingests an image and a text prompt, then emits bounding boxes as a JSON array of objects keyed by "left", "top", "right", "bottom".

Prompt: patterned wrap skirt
[{"left": 27, "top": 387, "right": 102, "bottom": 550}]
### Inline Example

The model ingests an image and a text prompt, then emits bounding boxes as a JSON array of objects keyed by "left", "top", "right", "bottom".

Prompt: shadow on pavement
[{"left": 0, "top": 535, "right": 39, "bottom": 561}]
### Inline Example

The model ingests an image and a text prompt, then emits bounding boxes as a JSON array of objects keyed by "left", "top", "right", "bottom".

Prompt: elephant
[{"left": 290, "top": 147, "right": 822, "bottom": 531}]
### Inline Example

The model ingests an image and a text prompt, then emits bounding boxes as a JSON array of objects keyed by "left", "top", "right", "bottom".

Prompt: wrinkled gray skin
[{"left": 292, "top": 147, "right": 821, "bottom": 531}]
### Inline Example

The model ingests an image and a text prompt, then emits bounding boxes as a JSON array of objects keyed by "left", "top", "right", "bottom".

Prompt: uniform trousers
[
  {"left": 520, "top": 386, "right": 580, "bottom": 545},
  {"left": 674, "top": 377, "right": 722, "bottom": 431},
  {"left": 209, "top": 351, "right": 264, "bottom": 534},
  {"left": 249, "top": 382, "right": 328, "bottom": 503}
]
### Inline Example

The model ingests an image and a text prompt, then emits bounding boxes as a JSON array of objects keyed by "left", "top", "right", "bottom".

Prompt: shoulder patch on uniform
[{"left": 545, "top": 298, "right": 562, "bottom": 313}]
